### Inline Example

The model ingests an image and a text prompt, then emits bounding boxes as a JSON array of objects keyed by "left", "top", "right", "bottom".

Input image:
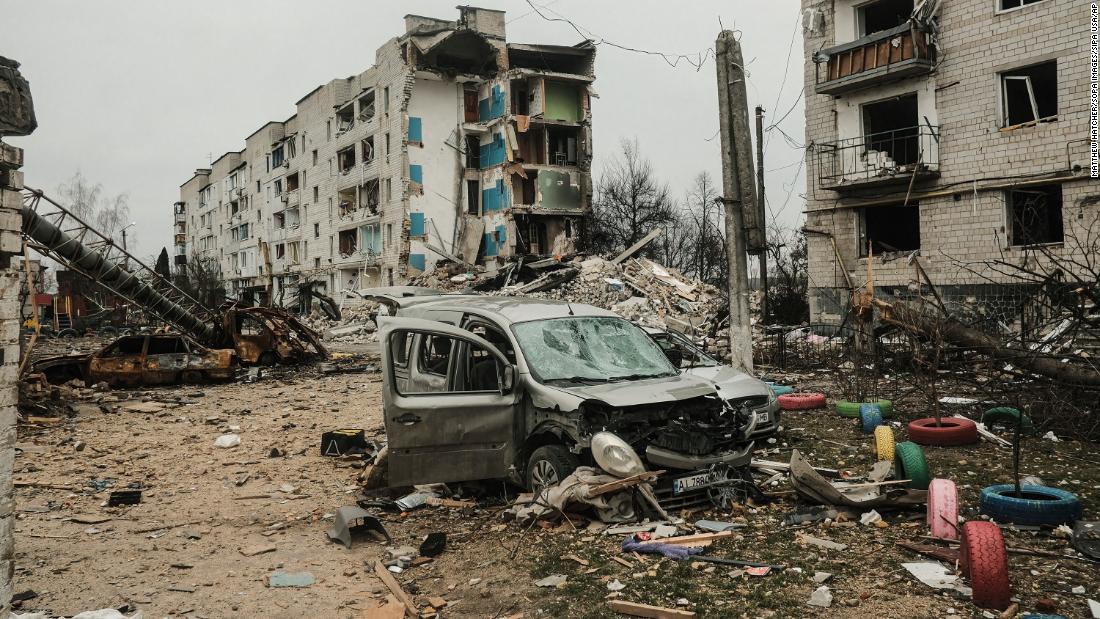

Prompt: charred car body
[
  {"left": 378, "top": 296, "right": 777, "bottom": 508},
  {"left": 32, "top": 333, "right": 236, "bottom": 387}
]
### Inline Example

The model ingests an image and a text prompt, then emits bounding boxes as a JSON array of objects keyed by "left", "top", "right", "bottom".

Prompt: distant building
[
  {"left": 176, "top": 6, "right": 595, "bottom": 306},
  {"left": 800, "top": 0, "right": 1095, "bottom": 322}
]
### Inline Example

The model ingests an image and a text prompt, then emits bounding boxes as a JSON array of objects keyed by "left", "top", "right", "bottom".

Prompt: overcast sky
[{"left": 5, "top": 0, "right": 806, "bottom": 259}]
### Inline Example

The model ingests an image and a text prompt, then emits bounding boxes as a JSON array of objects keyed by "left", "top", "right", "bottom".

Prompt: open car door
[{"left": 380, "top": 316, "right": 520, "bottom": 487}]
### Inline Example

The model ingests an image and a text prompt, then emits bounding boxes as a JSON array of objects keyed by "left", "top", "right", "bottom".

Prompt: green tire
[
  {"left": 836, "top": 399, "right": 893, "bottom": 418},
  {"left": 981, "top": 407, "right": 1034, "bottom": 431},
  {"left": 894, "top": 441, "right": 931, "bottom": 490}
]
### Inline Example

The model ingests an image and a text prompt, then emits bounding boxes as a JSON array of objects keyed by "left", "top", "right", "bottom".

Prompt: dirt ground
[{"left": 11, "top": 345, "right": 1100, "bottom": 618}]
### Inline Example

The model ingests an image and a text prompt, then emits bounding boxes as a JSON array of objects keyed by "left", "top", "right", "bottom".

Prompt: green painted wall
[
  {"left": 537, "top": 170, "right": 581, "bottom": 210},
  {"left": 544, "top": 81, "right": 581, "bottom": 122}
]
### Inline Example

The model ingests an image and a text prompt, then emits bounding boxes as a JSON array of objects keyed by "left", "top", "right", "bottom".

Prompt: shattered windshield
[{"left": 512, "top": 316, "right": 678, "bottom": 383}]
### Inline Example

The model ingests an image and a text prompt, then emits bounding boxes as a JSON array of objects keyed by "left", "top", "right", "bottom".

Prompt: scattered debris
[
  {"left": 268, "top": 571, "right": 315, "bottom": 588},
  {"left": 326, "top": 505, "right": 391, "bottom": 549},
  {"left": 902, "top": 562, "right": 972, "bottom": 597},
  {"left": 214, "top": 434, "right": 241, "bottom": 449},
  {"left": 807, "top": 585, "right": 833, "bottom": 608},
  {"left": 607, "top": 600, "right": 696, "bottom": 618},
  {"left": 534, "top": 574, "right": 568, "bottom": 588}
]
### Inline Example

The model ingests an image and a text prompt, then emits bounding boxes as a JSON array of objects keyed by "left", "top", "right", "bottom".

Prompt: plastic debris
[
  {"left": 622, "top": 537, "right": 706, "bottom": 560},
  {"left": 860, "top": 510, "right": 883, "bottom": 526},
  {"left": 535, "top": 574, "right": 567, "bottom": 587},
  {"left": 607, "top": 579, "right": 626, "bottom": 591},
  {"left": 902, "top": 562, "right": 972, "bottom": 596}
]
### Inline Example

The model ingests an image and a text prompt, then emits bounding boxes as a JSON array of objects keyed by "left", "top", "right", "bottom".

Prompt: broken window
[
  {"left": 1000, "top": 0, "right": 1045, "bottom": 10},
  {"left": 238, "top": 315, "right": 264, "bottom": 336},
  {"left": 274, "top": 179, "right": 283, "bottom": 195},
  {"left": 361, "top": 223, "right": 382, "bottom": 255},
  {"left": 338, "top": 188, "right": 356, "bottom": 216},
  {"left": 1008, "top": 184, "right": 1063, "bottom": 246},
  {"left": 419, "top": 335, "right": 451, "bottom": 377},
  {"left": 101, "top": 336, "right": 145, "bottom": 357},
  {"left": 383, "top": 87, "right": 390, "bottom": 113},
  {"left": 287, "top": 138, "right": 297, "bottom": 159},
  {"left": 336, "top": 104, "right": 354, "bottom": 133},
  {"left": 338, "top": 229, "right": 357, "bottom": 256},
  {"left": 516, "top": 126, "right": 545, "bottom": 165},
  {"left": 361, "top": 136, "right": 375, "bottom": 164},
  {"left": 274, "top": 211, "right": 285, "bottom": 229},
  {"left": 861, "top": 93, "right": 920, "bottom": 167},
  {"left": 361, "top": 179, "right": 380, "bottom": 212},
  {"left": 463, "top": 88, "right": 478, "bottom": 123},
  {"left": 1001, "top": 61, "right": 1058, "bottom": 127},
  {"left": 271, "top": 145, "right": 285, "bottom": 168},
  {"left": 858, "top": 202, "right": 920, "bottom": 256},
  {"left": 511, "top": 79, "right": 530, "bottom": 115},
  {"left": 466, "top": 180, "right": 480, "bottom": 215},
  {"left": 147, "top": 336, "right": 186, "bottom": 355},
  {"left": 857, "top": 0, "right": 913, "bottom": 36},
  {"left": 358, "top": 89, "right": 376, "bottom": 122},
  {"left": 286, "top": 172, "right": 299, "bottom": 192},
  {"left": 337, "top": 146, "right": 356, "bottom": 173},
  {"left": 465, "top": 135, "right": 481, "bottom": 169},
  {"left": 512, "top": 171, "right": 537, "bottom": 206},
  {"left": 275, "top": 243, "right": 285, "bottom": 259}
]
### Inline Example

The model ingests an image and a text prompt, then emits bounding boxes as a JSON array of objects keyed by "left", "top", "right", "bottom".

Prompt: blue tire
[
  {"left": 859, "top": 404, "right": 883, "bottom": 434},
  {"left": 980, "top": 484, "right": 1082, "bottom": 526},
  {"left": 767, "top": 384, "right": 795, "bottom": 396}
]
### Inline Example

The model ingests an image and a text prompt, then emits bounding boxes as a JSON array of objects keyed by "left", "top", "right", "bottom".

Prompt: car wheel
[
  {"left": 180, "top": 370, "right": 203, "bottom": 384},
  {"left": 258, "top": 352, "right": 278, "bottom": 367},
  {"left": 526, "top": 445, "right": 578, "bottom": 492},
  {"left": 57, "top": 328, "right": 78, "bottom": 339}
]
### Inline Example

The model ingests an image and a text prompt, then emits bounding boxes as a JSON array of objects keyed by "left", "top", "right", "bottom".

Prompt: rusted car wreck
[
  {"left": 32, "top": 333, "right": 236, "bottom": 387},
  {"left": 377, "top": 295, "right": 777, "bottom": 509}
]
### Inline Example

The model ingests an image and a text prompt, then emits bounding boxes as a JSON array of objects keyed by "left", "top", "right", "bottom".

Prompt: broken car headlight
[{"left": 591, "top": 432, "right": 645, "bottom": 478}]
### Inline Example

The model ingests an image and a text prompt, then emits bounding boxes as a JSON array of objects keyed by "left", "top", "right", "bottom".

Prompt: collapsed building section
[{"left": 175, "top": 7, "right": 595, "bottom": 309}]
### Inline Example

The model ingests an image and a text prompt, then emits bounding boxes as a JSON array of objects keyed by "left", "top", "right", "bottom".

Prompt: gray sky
[{"left": 5, "top": 0, "right": 806, "bottom": 259}]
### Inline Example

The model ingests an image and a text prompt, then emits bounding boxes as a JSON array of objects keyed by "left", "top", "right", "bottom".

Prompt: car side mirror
[
  {"left": 663, "top": 348, "right": 684, "bottom": 368},
  {"left": 499, "top": 364, "right": 515, "bottom": 394}
]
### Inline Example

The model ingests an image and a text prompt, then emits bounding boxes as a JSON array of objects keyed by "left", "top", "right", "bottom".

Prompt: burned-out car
[
  {"left": 32, "top": 334, "right": 236, "bottom": 387},
  {"left": 379, "top": 296, "right": 775, "bottom": 508},
  {"left": 643, "top": 326, "right": 781, "bottom": 440}
]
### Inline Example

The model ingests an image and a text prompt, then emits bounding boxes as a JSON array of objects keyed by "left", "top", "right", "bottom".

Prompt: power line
[{"left": 523, "top": 0, "right": 717, "bottom": 71}]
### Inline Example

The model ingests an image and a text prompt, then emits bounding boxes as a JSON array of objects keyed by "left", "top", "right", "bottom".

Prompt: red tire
[
  {"left": 907, "top": 417, "right": 978, "bottom": 446},
  {"left": 777, "top": 392, "right": 827, "bottom": 410},
  {"left": 927, "top": 479, "right": 959, "bottom": 541},
  {"left": 959, "top": 521, "right": 1011, "bottom": 610}
]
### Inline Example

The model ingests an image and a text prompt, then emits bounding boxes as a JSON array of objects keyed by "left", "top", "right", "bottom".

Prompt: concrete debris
[
  {"left": 902, "top": 562, "right": 972, "bottom": 597},
  {"left": 807, "top": 585, "right": 833, "bottom": 608},
  {"left": 268, "top": 571, "right": 315, "bottom": 588},
  {"left": 534, "top": 574, "right": 567, "bottom": 587},
  {"left": 214, "top": 434, "right": 241, "bottom": 448}
]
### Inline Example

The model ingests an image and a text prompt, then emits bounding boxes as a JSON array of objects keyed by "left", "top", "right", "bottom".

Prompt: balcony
[
  {"left": 814, "top": 23, "right": 935, "bottom": 96},
  {"left": 816, "top": 125, "right": 940, "bottom": 192}
]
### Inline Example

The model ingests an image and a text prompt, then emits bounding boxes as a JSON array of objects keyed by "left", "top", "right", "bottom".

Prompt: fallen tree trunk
[{"left": 876, "top": 299, "right": 1100, "bottom": 388}]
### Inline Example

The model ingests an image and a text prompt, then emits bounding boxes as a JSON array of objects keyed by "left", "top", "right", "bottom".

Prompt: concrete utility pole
[
  {"left": 715, "top": 31, "right": 757, "bottom": 372},
  {"left": 755, "top": 105, "right": 768, "bottom": 324}
]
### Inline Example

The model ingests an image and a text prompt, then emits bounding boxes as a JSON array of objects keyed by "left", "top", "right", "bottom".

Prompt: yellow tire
[{"left": 874, "top": 425, "right": 895, "bottom": 461}]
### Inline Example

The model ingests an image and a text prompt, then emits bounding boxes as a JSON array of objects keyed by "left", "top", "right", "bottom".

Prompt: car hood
[
  {"left": 683, "top": 364, "right": 771, "bottom": 400},
  {"left": 545, "top": 372, "right": 721, "bottom": 408}
]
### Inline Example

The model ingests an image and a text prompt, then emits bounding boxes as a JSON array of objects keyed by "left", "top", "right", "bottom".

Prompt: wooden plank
[
  {"left": 838, "top": 52, "right": 851, "bottom": 78},
  {"left": 608, "top": 600, "right": 696, "bottom": 618},
  {"left": 636, "top": 530, "right": 737, "bottom": 548},
  {"left": 373, "top": 561, "right": 418, "bottom": 618},
  {"left": 424, "top": 497, "right": 475, "bottom": 509},
  {"left": 611, "top": 228, "right": 663, "bottom": 265},
  {"left": 865, "top": 44, "right": 878, "bottom": 70},
  {"left": 901, "top": 34, "right": 914, "bottom": 60},
  {"left": 585, "top": 471, "right": 663, "bottom": 498},
  {"left": 877, "top": 42, "right": 889, "bottom": 67},
  {"left": 851, "top": 47, "right": 864, "bottom": 74}
]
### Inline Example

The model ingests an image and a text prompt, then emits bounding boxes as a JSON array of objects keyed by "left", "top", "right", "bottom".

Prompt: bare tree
[
  {"left": 765, "top": 223, "right": 809, "bottom": 324},
  {"left": 179, "top": 253, "right": 226, "bottom": 309},
  {"left": 56, "top": 171, "right": 134, "bottom": 249},
  {"left": 589, "top": 139, "right": 676, "bottom": 256}
]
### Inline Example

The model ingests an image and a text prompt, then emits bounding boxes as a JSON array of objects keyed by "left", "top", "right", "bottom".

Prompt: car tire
[
  {"left": 981, "top": 406, "right": 1034, "bottom": 431},
  {"left": 181, "top": 370, "right": 203, "bottom": 384},
  {"left": 258, "top": 351, "right": 278, "bottom": 367},
  {"left": 927, "top": 479, "right": 959, "bottom": 540},
  {"left": 777, "top": 392, "right": 826, "bottom": 410},
  {"left": 959, "top": 521, "right": 1011, "bottom": 610},
  {"left": 907, "top": 417, "right": 979, "bottom": 446},
  {"left": 859, "top": 404, "right": 884, "bottom": 433},
  {"left": 57, "top": 328, "right": 78, "bottom": 339},
  {"left": 893, "top": 441, "right": 931, "bottom": 490},
  {"left": 836, "top": 399, "right": 892, "bottom": 418},
  {"left": 526, "top": 445, "right": 579, "bottom": 492},
  {"left": 979, "top": 484, "right": 1082, "bottom": 526},
  {"left": 873, "top": 425, "right": 895, "bottom": 461}
]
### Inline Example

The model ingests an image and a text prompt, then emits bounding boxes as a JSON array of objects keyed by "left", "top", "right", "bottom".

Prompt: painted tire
[
  {"left": 982, "top": 406, "right": 1034, "bottom": 431},
  {"left": 893, "top": 441, "right": 931, "bottom": 490},
  {"left": 767, "top": 383, "right": 795, "bottom": 396},
  {"left": 927, "top": 479, "right": 959, "bottom": 540},
  {"left": 836, "top": 399, "right": 893, "bottom": 418},
  {"left": 979, "top": 484, "right": 1082, "bottom": 526},
  {"left": 959, "top": 521, "right": 1011, "bottom": 610},
  {"left": 873, "top": 425, "right": 895, "bottom": 461},
  {"left": 777, "top": 392, "right": 826, "bottom": 410},
  {"left": 859, "top": 404, "right": 884, "bottom": 433},
  {"left": 907, "top": 417, "right": 979, "bottom": 446}
]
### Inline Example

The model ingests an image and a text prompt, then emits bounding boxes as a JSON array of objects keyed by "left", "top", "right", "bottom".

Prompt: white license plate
[
  {"left": 672, "top": 471, "right": 723, "bottom": 494},
  {"left": 757, "top": 411, "right": 770, "bottom": 424}
]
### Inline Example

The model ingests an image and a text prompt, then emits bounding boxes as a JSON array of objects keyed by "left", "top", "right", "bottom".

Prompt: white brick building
[
  {"left": 801, "top": 0, "right": 1097, "bottom": 323},
  {"left": 175, "top": 7, "right": 594, "bottom": 306}
]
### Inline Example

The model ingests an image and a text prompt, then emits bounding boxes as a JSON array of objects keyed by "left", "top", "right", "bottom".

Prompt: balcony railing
[
  {"left": 816, "top": 125, "right": 940, "bottom": 190},
  {"left": 814, "top": 23, "right": 935, "bottom": 96}
]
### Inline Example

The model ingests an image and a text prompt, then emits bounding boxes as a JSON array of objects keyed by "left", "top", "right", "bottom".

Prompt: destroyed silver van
[{"left": 378, "top": 296, "right": 777, "bottom": 506}]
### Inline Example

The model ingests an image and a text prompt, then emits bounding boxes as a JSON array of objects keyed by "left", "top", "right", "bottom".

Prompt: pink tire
[{"left": 927, "top": 478, "right": 959, "bottom": 541}]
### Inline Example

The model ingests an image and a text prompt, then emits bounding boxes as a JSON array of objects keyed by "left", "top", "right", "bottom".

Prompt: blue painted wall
[
  {"left": 409, "top": 164, "right": 423, "bottom": 185},
  {"left": 479, "top": 132, "right": 506, "bottom": 169},
  {"left": 407, "top": 117, "right": 423, "bottom": 143},
  {"left": 409, "top": 212, "right": 426, "bottom": 237},
  {"left": 481, "top": 180, "right": 509, "bottom": 213},
  {"left": 477, "top": 84, "right": 505, "bottom": 122},
  {"left": 408, "top": 253, "right": 426, "bottom": 271}
]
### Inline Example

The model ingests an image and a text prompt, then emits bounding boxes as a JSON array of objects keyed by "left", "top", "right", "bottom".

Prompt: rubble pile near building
[{"left": 407, "top": 254, "right": 732, "bottom": 355}]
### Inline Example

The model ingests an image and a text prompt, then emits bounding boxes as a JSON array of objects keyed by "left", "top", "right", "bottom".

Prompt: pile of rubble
[{"left": 409, "top": 254, "right": 732, "bottom": 357}]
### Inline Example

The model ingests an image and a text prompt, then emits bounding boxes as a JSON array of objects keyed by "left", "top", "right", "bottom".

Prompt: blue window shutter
[
  {"left": 408, "top": 253, "right": 426, "bottom": 271},
  {"left": 409, "top": 164, "right": 423, "bottom": 184},
  {"left": 409, "top": 212, "right": 425, "bottom": 236},
  {"left": 408, "top": 117, "right": 422, "bottom": 142}
]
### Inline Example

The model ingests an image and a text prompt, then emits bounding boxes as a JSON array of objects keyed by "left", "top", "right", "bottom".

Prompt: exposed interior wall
[
  {"left": 406, "top": 75, "right": 462, "bottom": 274},
  {"left": 543, "top": 81, "right": 582, "bottom": 122},
  {"left": 0, "top": 141, "right": 23, "bottom": 616}
]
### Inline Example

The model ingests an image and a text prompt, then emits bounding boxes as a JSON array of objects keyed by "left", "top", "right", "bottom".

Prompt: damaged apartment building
[
  {"left": 800, "top": 0, "right": 1097, "bottom": 322},
  {"left": 175, "top": 6, "right": 594, "bottom": 304}
]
